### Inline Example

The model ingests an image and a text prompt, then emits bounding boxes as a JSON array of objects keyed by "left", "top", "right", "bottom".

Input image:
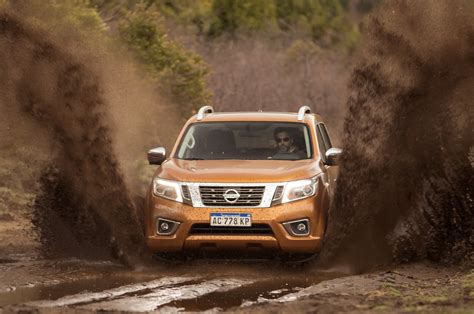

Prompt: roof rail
[
  {"left": 297, "top": 105, "right": 311, "bottom": 121},
  {"left": 197, "top": 105, "right": 214, "bottom": 121}
]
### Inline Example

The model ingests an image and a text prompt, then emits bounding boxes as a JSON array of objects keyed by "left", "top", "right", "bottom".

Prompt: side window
[
  {"left": 316, "top": 125, "right": 327, "bottom": 162},
  {"left": 316, "top": 123, "right": 333, "bottom": 162},
  {"left": 318, "top": 123, "right": 333, "bottom": 149}
]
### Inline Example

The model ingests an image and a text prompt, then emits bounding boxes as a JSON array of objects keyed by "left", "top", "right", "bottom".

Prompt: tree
[
  {"left": 276, "top": 0, "right": 358, "bottom": 48},
  {"left": 208, "top": 0, "right": 277, "bottom": 36},
  {"left": 119, "top": 4, "right": 211, "bottom": 114}
]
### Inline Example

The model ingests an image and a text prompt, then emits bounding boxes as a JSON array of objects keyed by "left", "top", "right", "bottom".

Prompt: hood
[{"left": 156, "top": 159, "right": 321, "bottom": 183}]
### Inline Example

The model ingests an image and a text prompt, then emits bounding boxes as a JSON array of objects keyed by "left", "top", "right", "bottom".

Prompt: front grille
[
  {"left": 199, "top": 186, "right": 265, "bottom": 207},
  {"left": 189, "top": 223, "right": 273, "bottom": 235}
]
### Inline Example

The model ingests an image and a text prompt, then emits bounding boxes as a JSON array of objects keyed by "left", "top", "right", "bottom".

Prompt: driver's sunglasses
[{"left": 276, "top": 137, "right": 290, "bottom": 143}]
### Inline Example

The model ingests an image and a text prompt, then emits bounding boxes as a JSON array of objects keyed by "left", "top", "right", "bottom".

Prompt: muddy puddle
[
  {"left": 167, "top": 277, "right": 312, "bottom": 311},
  {"left": 0, "top": 274, "right": 141, "bottom": 307},
  {"left": 0, "top": 257, "right": 343, "bottom": 311}
]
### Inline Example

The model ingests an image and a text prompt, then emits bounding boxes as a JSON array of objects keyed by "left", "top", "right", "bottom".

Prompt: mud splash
[
  {"left": 321, "top": 0, "right": 474, "bottom": 270},
  {"left": 0, "top": 12, "right": 145, "bottom": 265}
]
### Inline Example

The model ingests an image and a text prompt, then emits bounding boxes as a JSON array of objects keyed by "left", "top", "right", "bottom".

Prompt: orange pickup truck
[{"left": 145, "top": 106, "right": 341, "bottom": 259}]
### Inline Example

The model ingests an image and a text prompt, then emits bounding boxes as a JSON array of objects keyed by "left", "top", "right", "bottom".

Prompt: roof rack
[
  {"left": 297, "top": 105, "right": 311, "bottom": 121},
  {"left": 197, "top": 105, "right": 214, "bottom": 120}
]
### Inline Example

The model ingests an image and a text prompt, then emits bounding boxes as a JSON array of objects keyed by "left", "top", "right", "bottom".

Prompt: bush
[
  {"left": 6, "top": 0, "right": 107, "bottom": 39},
  {"left": 152, "top": 0, "right": 213, "bottom": 34},
  {"left": 119, "top": 4, "right": 211, "bottom": 114},
  {"left": 276, "top": 0, "right": 359, "bottom": 49},
  {"left": 208, "top": 0, "right": 277, "bottom": 36}
]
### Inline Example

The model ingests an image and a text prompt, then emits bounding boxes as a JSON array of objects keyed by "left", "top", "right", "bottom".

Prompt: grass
[
  {"left": 382, "top": 284, "right": 403, "bottom": 297},
  {"left": 462, "top": 270, "right": 474, "bottom": 298}
]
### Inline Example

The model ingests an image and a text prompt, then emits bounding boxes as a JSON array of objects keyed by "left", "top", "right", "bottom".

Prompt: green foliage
[
  {"left": 11, "top": 0, "right": 107, "bottom": 38},
  {"left": 10, "top": 0, "right": 211, "bottom": 115},
  {"left": 93, "top": 0, "right": 362, "bottom": 50},
  {"left": 151, "top": 0, "right": 213, "bottom": 33},
  {"left": 150, "top": 0, "right": 360, "bottom": 50},
  {"left": 55, "top": 1, "right": 106, "bottom": 33},
  {"left": 276, "top": 0, "right": 358, "bottom": 48},
  {"left": 208, "top": 0, "right": 277, "bottom": 36},
  {"left": 119, "top": 4, "right": 211, "bottom": 113}
]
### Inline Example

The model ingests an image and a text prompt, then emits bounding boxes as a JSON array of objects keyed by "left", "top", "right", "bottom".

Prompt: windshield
[{"left": 176, "top": 122, "right": 312, "bottom": 160}]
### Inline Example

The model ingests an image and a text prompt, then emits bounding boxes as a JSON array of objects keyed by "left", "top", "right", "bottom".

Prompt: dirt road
[
  {"left": 0, "top": 214, "right": 473, "bottom": 313},
  {"left": 0, "top": 250, "right": 472, "bottom": 313}
]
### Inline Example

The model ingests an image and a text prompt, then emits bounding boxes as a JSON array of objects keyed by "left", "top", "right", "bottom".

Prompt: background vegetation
[
  {"left": 5, "top": 0, "right": 379, "bottom": 120},
  {"left": 0, "top": 0, "right": 379, "bottom": 216}
]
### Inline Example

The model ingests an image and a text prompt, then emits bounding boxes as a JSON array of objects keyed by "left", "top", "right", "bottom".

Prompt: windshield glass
[{"left": 176, "top": 122, "right": 312, "bottom": 160}]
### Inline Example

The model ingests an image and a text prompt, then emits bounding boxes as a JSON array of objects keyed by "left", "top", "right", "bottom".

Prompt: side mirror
[
  {"left": 148, "top": 147, "right": 166, "bottom": 165},
  {"left": 325, "top": 147, "right": 343, "bottom": 166}
]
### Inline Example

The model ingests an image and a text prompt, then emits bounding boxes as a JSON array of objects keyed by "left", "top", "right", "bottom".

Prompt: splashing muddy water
[
  {"left": 1, "top": 0, "right": 473, "bottom": 272},
  {"left": 321, "top": 0, "right": 474, "bottom": 270},
  {"left": 0, "top": 12, "right": 146, "bottom": 265}
]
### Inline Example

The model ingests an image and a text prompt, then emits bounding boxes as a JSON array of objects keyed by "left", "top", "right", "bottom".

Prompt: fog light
[
  {"left": 157, "top": 218, "right": 180, "bottom": 235},
  {"left": 297, "top": 223, "right": 306, "bottom": 232},
  {"left": 282, "top": 219, "right": 310, "bottom": 237},
  {"left": 160, "top": 222, "right": 169, "bottom": 231}
]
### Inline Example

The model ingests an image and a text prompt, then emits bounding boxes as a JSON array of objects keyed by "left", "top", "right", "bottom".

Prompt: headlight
[
  {"left": 153, "top": 178, "right": 183, "bottom": 203},
  {"left": 280, "top": 176, "right": 319, "bottom": 204}
]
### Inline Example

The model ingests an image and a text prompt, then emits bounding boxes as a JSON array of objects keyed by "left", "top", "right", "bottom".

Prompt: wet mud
[
  {"left": 320, "top": 0, "right": 474, "bottom": 270},
  {"left": 1, "top": 258, "right": 472, "bottom": 312},
  {"left": 0, "top": 11, "right": 145, "bottom": 264},
  {"left": 0, "top": 265, "right": 131, "bottom": 307},
  {"left": 0, "top": 259, "right": 343, "bottom": 311}
]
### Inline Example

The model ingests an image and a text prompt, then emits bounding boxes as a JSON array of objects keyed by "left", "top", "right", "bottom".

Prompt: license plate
[{"left": 210, "top": 213, "right": 252, "bottom": 227}]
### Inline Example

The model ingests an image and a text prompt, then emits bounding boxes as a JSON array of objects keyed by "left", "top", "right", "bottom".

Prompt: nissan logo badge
[{"left": 223, "top": 189, "right": 240, "bottom": 203}]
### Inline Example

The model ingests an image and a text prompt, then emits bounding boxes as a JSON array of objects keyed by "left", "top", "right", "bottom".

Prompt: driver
[
  {"left": 274, "top": 128, "right": 298, "bottom": 153},
  {"left": 272, "top": 127, "right": 305, "bottom": 159}
]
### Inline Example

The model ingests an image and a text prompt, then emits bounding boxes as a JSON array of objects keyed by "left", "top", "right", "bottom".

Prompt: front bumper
[{"left": 145, "top": 192, "right": 327, "bottom": 254}]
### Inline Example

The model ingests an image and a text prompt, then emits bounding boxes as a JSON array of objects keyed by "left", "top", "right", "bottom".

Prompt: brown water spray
[
  {"left": 320, "top": 0, "right": 474, "bottom": 271},
  {"left": 0, "top": 12, "right": 148, "bottom": 265}
]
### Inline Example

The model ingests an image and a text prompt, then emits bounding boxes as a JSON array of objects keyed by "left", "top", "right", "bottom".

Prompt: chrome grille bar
[
  {"left": 199, "top": 186, "right": 265, "bottom": 207},
  {"left": 186, "top": 182, "right": 280, "bottom": 208}
]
